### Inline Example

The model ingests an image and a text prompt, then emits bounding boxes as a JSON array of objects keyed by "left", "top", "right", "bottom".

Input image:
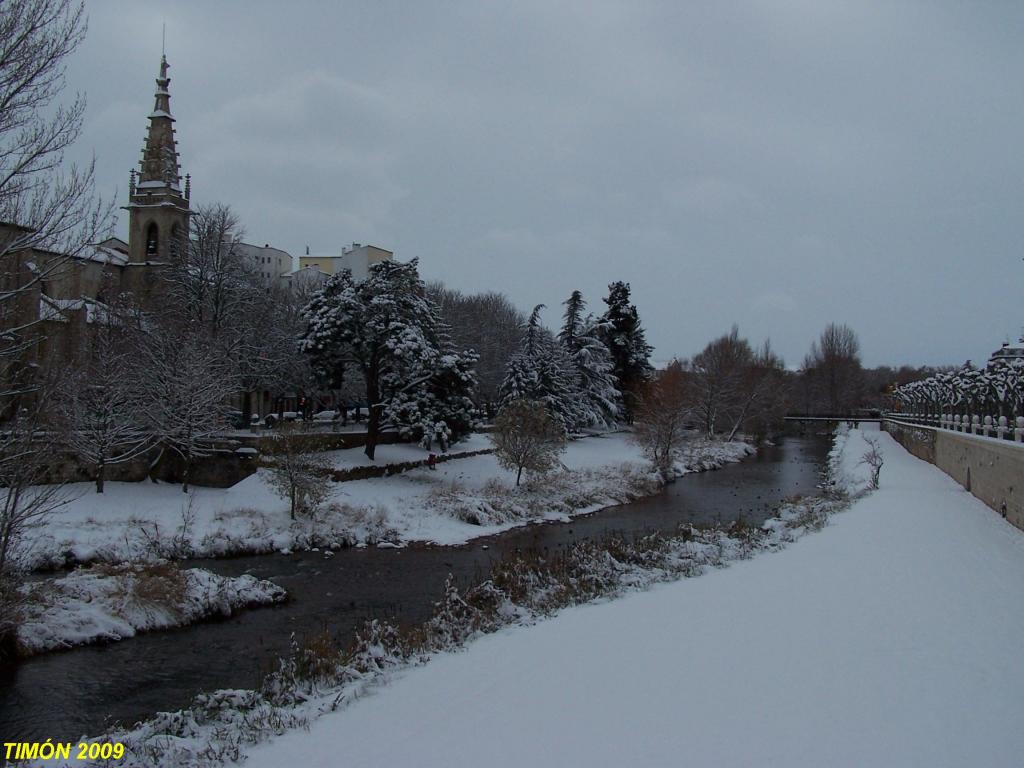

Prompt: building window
[{"left": 145, "top": 222, "right": 159, "bottom": 258}]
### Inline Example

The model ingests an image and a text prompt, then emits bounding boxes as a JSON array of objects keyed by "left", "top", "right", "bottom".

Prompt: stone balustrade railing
[{"left": 885, "top": 411, "right": 1024, "bottom": 443}]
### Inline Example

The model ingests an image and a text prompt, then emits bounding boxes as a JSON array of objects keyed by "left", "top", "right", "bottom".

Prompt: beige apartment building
[{"left": 299, "top": 243, "right": 393, "bottom": 282}]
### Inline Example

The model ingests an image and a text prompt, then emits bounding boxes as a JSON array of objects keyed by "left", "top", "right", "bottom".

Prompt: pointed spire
[{"left": 137, "top": 54, "right": 180, "bottom": 188}]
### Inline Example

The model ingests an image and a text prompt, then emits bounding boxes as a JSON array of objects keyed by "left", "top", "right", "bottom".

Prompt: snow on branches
[
  {"left": 893, "top": 357, "right": 1024, "bottom": 419},
  {"left": 498, "top": 289, "right": 632, "bottom": 433},
  {"left": 299, "top": 259, "right": 478, "bottom": 459}
]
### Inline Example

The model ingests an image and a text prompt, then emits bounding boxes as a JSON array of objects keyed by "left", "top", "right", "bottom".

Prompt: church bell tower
[{"left": 124, "top": 54, "right": 190, "bottom": 274}]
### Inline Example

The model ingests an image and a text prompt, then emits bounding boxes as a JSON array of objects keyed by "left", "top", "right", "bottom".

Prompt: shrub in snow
[
  {"left": 265, "top": 430, "right": 333, "bottom": 519},
  {"left": 860, "top": 435, "right": 884, "bottom": 490},
  {"left": 490, "top": 399, "right": 567, "bottom": 486}
]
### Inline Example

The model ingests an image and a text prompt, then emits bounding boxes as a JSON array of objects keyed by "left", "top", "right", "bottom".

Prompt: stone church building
[
  {"left": 1, "top": 51, "right": 395, "bottom": 419},
  {"left": 0, "top": 54, "right": 191, "bottom": 365}
]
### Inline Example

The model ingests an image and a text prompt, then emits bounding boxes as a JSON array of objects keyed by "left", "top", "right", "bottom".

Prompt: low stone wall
[
  {"left": 30, "top": 443, "right": 259, "bottom": 489},
  {"left": 233, "top": 429, "right": 403, "bottom": 455},
  {"left": 327, "top": 448, "right": 494, "bottom": 482},
  {"left": 884, "top": 419, "right": 1024, "bottom": 532}
]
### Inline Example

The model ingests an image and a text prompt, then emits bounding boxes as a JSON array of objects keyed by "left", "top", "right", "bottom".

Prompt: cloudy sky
[{"left": 66, "top": 1, "right": 1023, "bottom": 367}]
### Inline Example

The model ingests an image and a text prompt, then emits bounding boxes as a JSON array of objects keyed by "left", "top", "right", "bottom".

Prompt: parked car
[{"left": 312, "top": 409, "right": 339, "bottom": 421}]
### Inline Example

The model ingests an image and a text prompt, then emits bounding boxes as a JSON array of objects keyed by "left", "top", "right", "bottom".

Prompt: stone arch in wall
[{"left": 145, "top": 221, "right": 159, "bottom": 259}]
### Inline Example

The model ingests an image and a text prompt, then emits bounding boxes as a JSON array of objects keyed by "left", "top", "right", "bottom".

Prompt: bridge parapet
[{"left": 886, "top": 411, "right": 1024, "bottom": 444}]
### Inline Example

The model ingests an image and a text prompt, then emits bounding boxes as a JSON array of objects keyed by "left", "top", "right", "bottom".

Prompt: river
[{"left": 0, "top": 434, "right": 829, "bottom": 742}]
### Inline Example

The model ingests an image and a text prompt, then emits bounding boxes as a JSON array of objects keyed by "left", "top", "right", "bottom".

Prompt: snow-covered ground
[
  {"left": 17, "top": 563, "right": 286, "bottom": 656},
  {"left": 23, "top": 432, "right": 752, "bottom": 569},
  {"left": 232, "top": 424, "right": 1024, "bottom": 768}
]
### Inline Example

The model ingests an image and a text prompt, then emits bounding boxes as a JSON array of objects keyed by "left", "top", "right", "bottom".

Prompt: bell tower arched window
[{"left": 145, "top": 222, "right": 159, "bottom": 259}]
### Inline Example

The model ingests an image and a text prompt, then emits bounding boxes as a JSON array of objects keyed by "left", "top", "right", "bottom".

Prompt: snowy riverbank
[
  {"left": 47, "top": 424, "right": 1024, "bottom": 768},
  {"left": 235, "top": 425, "right": 1024, "bottom": 768},
  {"left": 17, "top": 563, "right": 286, "bottom": 657},
  {"left": 23, "top": 432, "right": 753, "bottom": 570}
]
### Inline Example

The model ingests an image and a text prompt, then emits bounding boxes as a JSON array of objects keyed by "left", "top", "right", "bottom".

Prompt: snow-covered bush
[
  {"left": 265, "top": 431, "right": 332, "bottom": 519},
  {"left": 490, "top": 398, "right": 567, "bottom": 486}
]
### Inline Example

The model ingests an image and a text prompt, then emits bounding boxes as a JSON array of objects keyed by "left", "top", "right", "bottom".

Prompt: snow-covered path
[{"left": 243, "top": 426, "right": 1024, "bottom": 768}]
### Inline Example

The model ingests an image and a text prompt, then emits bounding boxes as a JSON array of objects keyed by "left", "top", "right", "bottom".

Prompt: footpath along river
[{"left": 0, "top": 434, "right": 829, "bottom": 742}]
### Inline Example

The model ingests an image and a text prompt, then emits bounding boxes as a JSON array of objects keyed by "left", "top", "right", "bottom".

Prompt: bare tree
[
  {"left": 0, "top": 374, "right": 71, "bottom": 657},
  {"left": 803, "top": 323, "right": 863, "bottom": 414},
  {"left": 726, "top": 340, "right": 788, "bottom": 442},
  {"left": 0, "top": 0, "right": 112, "bottom": 405},
  {"left": 165, "top": 203, "right": 249, "bottom": 331},
  {"left": 690, "top": 326, "right": 752, "bottom": 437},
  {"left": 55, "top": 313, "right": 148, "bottom": 492},
  {"left": 0, "top": 0, "right": 111, "bottom": 656},
  {"left": 265, "top": 427, "right": 332, "bottom": 519},
  {"left": 634, "top": 360, "right": 692, "bottom": 478},
  {"left": 428, "top": 282, "right": 525, "bottom": 411},
  {"left": 134, "top": 321, "right": 239, "bottom": 492},
  {"left": 490, "top": 399, "right": 566, "bottom": 486}
]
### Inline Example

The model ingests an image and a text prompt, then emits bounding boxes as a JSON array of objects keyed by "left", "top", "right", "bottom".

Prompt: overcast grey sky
[{"left": 66, "top": 1, "right": 1023, "bottom": 367}]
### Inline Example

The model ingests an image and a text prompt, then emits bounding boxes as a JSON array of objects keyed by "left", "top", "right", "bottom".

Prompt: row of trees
[
  {"left": 498, "top": 283, "right": 653, "bottom": 430},
  {"left": 893, "top": 357, "right": 1024, "bottom": 420},
  {"left": 633, "top": 323, "right": 868, "bottom": 476}
]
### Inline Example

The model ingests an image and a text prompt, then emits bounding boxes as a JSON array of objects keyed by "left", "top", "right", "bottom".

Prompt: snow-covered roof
[
  {"left": 39, "top": 296, "right": 118, "bottom": 325},
  {"left": 80, "top": 245, "right": 128, "bottom": 266},
  {"left": 990, "top": 340, "right": 1024, "bottom": 363},
  {"left": 135, "top": 180, "right": 181, "bottom": 193}
]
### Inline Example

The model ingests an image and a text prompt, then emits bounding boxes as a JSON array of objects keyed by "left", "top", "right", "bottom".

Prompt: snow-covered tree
[
  {"left": 0, "top": 0, "right": 112, "bottom": 655},
  {"left": 499, "top": 305, "right": 583, "bottom": 430},
  {"left": 894, "top": 355, "right": 1024, "bottom": 423},
  {"left": 558, "top": 290, "right": 587, "bottom": 349},
  {"left": 386, "top": 344, "right": 478, "bottom": 452},
  {"left": 598, "top": 281, "right": 653, "bottom": 421},
  {"left": 55, "top": 314, "right": 148, "bottom": 492},
  {"left": 559, "top": 291, "right": 621, "bottom": 427},
  {"left": 134, "top": 322, "right": 239, "bottom": 492},
  {"left": 300, "top": 259, "right": 478, "bottom": 459},
  {"left": 266, "top": 428, "right": 332, "bottom": 519},
  {"left": 490, "top": 399, "right": 567, "bottom": 486}
]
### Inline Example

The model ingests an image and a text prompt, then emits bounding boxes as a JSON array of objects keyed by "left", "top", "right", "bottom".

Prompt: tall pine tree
[
  {"left": 500, "top": 305, "right": 584, "bottom": 430},
  {"left": 560, "top": 291, "right": 621, "bottom": 427},
  {"left": 598, "top": 281, "right": 653, "bottom": 422}
]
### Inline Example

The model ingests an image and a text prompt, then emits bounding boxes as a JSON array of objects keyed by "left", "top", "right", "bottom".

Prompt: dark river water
[{"left": 0, "top": 434, "right": 829, "bottom": 743}]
